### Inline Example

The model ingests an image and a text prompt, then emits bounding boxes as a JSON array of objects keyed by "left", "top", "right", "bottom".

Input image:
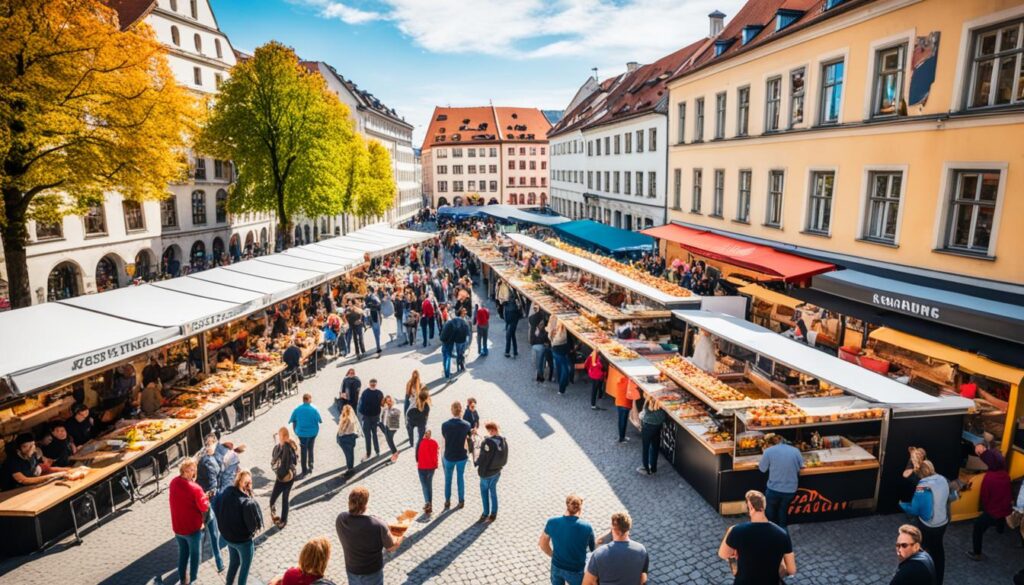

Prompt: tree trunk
[
  {"left": 277, "top": 188, "right": 291, "bottom": 249},
  {"left": 1, "top": 215, "right": 33, "bottom": 309}
]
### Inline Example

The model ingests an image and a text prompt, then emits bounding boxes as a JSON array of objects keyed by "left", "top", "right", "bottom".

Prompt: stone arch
[
  {"left": 189, "top": 240, "right": 206, "bottom": 271},
  {"left": 132, "top": 248, "right": 156, "bottom": 281},
  {"left": 162, "top": 244, "right": 183, "bottom": 277},
  {"left": 211, "top": 237, "right": 225, "bottom": 264},
  {"left": 46, "top": 260, "right": 84, "bottom": 302},
  {"left": 95, "top": 253, "right": 124, "bottom": 292}
]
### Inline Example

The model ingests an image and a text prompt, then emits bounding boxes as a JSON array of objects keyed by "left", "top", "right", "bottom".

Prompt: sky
[{"left": 210, "top": 0, "right": 746, "bottom": 146}]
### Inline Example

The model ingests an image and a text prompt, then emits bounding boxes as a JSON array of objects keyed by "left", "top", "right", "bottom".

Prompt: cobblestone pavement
[{"left": 0, "top": 290, "right": 1020, "bottom": 585}]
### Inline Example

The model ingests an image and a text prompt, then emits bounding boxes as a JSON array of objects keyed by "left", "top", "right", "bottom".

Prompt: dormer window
[
  {"left": 742, "top": 25, "right": 763, "bottom": 45},
  {"left": 436, "top": 114, "right": 448, "bottom": 121},
  {"left": 824, "top": 0, "right": 844, "bottom": 9},
  {"left": 775, "top": 9, "right": 803, "bottom": 31},
  {"left": 714, "top": 38, "right": 735, "bottom": 57}
]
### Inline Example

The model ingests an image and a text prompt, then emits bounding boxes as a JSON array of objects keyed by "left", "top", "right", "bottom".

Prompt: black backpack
[{"left": 485, "top": 436, "right": 508, "bottom": 474}]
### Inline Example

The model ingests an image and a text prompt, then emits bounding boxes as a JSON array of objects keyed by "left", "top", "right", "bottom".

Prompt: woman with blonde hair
[
  {"left": 639, "top": 395, "right": 666, "bottom": 476},
  {"left": 270, "top": 427, "right": 298, "bottom": 529},
  {"left": 169, "top": 458, "right": 209, "bottom": 585},
  {"left": 336, "top": 404, "right": 359, "bottom": 477},
  {"left": 405, "top": 370, "right": 423, "bottom": 417},
  {"left": 214, "top": 469, "right": 263, "bottom": 585},
  {"left": 270, "top": 536, "right": 334, "bottom": 585}
]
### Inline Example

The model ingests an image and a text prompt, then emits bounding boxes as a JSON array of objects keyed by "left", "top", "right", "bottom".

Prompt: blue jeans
[
  {"left": 442, "top": 342, "right": 455, "bottom": 378},
  {"left": 617, "top": 406, "right": 630, "bottom": 441},
  {"left": 225, "top": 538, "right": 254, "bottom": 585},
  {"left": 337, "top": 433, "right": 356, "bottom": 470},
  {"left": 202, "top": 510, "right": 225, "bottom": 571},
  {"left": 477, "top": 326, "right": 488, "bottom": 354},
  {"left": 480, "top": 473, "right": 500, "bottom": 516},
  {"left": 370, "top": 320, "right": 381, "bottom": 351},
  {"left": 641, "top": 423, "right": 662, "bottom": 472},
  {"left": 532, "top": 344, "right": 547, "bottom": 379},
  {"left": 175, "top": 530, "right": 203, "bottom": 583},
  {"left": 298, "top": 434, "right": 316, "bottom": 474},
  {"left": 550, "top": 564, "right": 585, "bottom": 585},
  {"left": 504, "top": 318, "right": 519, "bottom": 356},
  {"left": 455, "top": 341, "right": 467, "bottom": 370},
  {"left": 553, "top": 349, "right": 571, "bottom": 393},
  {"left": 395, "top": 315, "right": 405, "bottom": 343},
  {"left": 362, "top": 415, "right": 380, "bottom": 456},
  {"left": 766, "top": 488, "right": 796, "bottom": 529},
  {"left": 443, "top": 457, "right": 467, "bottom": 503},
  {"left": 348, "top": 570, "right": 384, "bottom": 585},
  {"left": 418, "top": 468, "right": 434, "bottom": 504}
]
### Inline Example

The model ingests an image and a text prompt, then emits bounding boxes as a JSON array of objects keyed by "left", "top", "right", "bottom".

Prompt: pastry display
[
  {"left": 545, "top": 239, "right": 693, "bottom": 298},
  {"left": 746, "top": 400, "right": 807, "bottom": 427},
  {"left": 655, "top": 356, "right": 749, "bottom": 404}
]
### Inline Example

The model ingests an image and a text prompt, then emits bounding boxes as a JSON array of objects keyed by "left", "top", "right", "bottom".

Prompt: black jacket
[
  {"left": 406, "top": 403, "right": 429, "bottom": 427},
  {"left": 214, "top": 486, "right": 263, "bottom": 544},
  {"left": 271, "top": 442, "right": 297, "bottom": 481},
  {"left": 475, "top": 435, "right": 508, "bottom": 478},
  {"left": 340, "top": 376, "right": 361, "bottom": 409},
  {"left": 503, "top": 301, "right": 521, "bottom": 323},
  {"left": 196, "top": 452, "right": 221, "bottom": 494},
  {"left": 440, "top": 316, "right": 469, "bottom": 344}
]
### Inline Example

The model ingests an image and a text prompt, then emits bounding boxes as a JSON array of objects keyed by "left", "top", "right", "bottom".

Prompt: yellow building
[{"left": 655, "top": 0, "right": 1024, "bottom": 509}]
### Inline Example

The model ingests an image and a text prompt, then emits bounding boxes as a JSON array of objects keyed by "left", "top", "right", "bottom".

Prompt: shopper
[
  {"left": 196, "top": 435, "right": 226, "bottom": 572},
  {"left": 583, "top": 512, "right": 648, "bottom": 585},
  {"left": 758, "top": 434, "right": 804, "bottom": 529},
  {"left": 340, "top": 369, "right": 361, "bottom": 412},
  {"left": 404, "top": 306, "right": 420, "bottom": 346},
  {"left": 548, "top": 316, "right": 571, "bottom": 394},
  {"left": 613, "top": 380, "right": 633, "bottom": 444},
  {"left": 420, "top": 296, "right": 436, "bottom": 346},
  {"left": 529, "top": 306, "right": 552, "bottom": 383},
  {"left": 417, "top": 429, "right": 440, "bottom": 516},
  {"left": 270, "top": 427, "right": 298, "bottom": 529},
  {"left": 215, "top": 469, "right": 263, "bottom": 585},
  {"left": 336, "top": 486, "right": 403, "bottom": 585},
  {"left": 404, "top": 370, "right": 424, "bottom": 427},
  {"left": 474, "top": 421, "right": 508, "bottom": 523},
  {"left": 899, "top": 459, "right": 952, "bottom": 583},
  {"left": 406, "top": 389, "right": 431, "bottom": 450},
  {"left": 967, "top": 444, "right": 1011, "bottom": 561},
  {"left": 638, "top": 396, "right": 666, "bottom": 476},
  {"left": 169, "top": 458, "right": 209, "bottom": 585},
  {"left": 455, "top": 308, "right": 471, "bottom": 372},
  {"left": 336, "top": 405, "right": 360, "bottom": 477},
  {"left": 289, "top": 393, "right": 323, "bottom": 477},
  {"left": 358, "top": 379, "right": 385, "bottom": 460},
  {"left": 441, "top": 401, "right": 472, "bottom": 510},
  {"left": 503, "top": 297, "right": 521, "bottom": 358},
  {"left": 283, "top": 340, "right": 302, "bottom": 377},
  {"left": 439, "top": 310, "right": 469, "bottom": 379},
  {"left": 540, "top": 495, "right": 596, "bottom": 585},
  {"left": 718, "top": 490, "right": 796, "bottom": 584},
  {"left": 345, "top": 302, "right": 366, "bottom": 358},
  {"left": 584, "top": 350, "right": 606, "bottom": 410},
  {"left": 364, "top": 288, "right": 383, "bottom": 354},
  {"left": 269, "top": 536, "right": 334, "bottom": 585},
  {"left": 380, "top": 395, "right": 402, "bottom": 463},
  {"left": 891, "top": 524, "right": 936, "bottom": 585},
  {"left": 475, "top": 303, "right": 490, "bottom": 356}
]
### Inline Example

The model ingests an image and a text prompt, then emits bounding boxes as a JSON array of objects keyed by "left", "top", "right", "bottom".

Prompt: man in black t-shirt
[
  {"left": 336, "top": 486, "right": 402, "bottom": 585},
  {"left": 2, "top": 434, "right": 68, "bottom": 491},
  {"left": 441, "top": 401, "right": 472, "bottom": 510},
  {"left": 40, "top": 421, "right": 76, "bottom": 467},
  {"left": 64, "top": 404, "right": 94, "bottom": 447},
  {"left": 718, "top": 490, "right": 796, "bottom": 584}
]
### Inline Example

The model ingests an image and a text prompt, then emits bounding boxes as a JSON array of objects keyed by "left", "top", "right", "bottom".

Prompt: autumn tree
[
  {"left": 0, "top": 0, "right": 196, "bottom": 308},
  {"left": 198, "top": 41, "right": 387, "bottom": 248},
  {"left": 357, "top": 140, "right": 396, "bottom": 218}
]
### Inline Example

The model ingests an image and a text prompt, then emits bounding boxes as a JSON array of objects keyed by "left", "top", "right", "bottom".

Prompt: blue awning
[{"left": 553, "top": 220, "right": 654, "bottom": 255}]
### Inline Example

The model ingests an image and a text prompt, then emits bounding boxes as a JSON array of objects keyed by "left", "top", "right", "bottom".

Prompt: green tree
[
  {"left": 357, "top": 140, "right": 396, "bottom": 218},
  {"left": 197, "top": 41, "right": 363, "bottom": 248},
  {"left": 0, "top": 0, "right": 195, "bottom": 308}
]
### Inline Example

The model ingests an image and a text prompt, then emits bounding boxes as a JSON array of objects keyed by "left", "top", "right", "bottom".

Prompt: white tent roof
[
  {"left": 222, "top": 259, "right": 327, "bottom": 288},
  {"left": 0, "top": 303, "right": 178, "bottom": 394},
  {"left": 190, "top": 268, "right": 298, "bottom": 301},
  {"left": 151, "top": 277, "right": 266, "bottom": 305},
  {"left": 299, "top": 243, "right": 366, "bottom": 263},
  {"left": 672, "top": 310, "right": 943, "bottom": 406},
  {"left": 255, "top": 255, "right": 347, "bottom": 277},
  {"left": 358, "top": 224, "right": 433, "bottom": 243},
  {"left": 316, "top": 238, "right": 381, "bottom": 254},
  {"left": 283, "top": 247, "right": 361, "bottom": 266},
  {"left": 507, "top": 233, "right": 699, "bottom": 308}
]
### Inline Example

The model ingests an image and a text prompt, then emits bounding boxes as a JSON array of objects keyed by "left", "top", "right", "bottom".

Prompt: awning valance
[
  {"left": 642, "top": 224, "right": 834, "bottom": 283},
  {"left": 869, "top": 327, "right": 1024, "bottom": 387},
  {"left": 552, "top": 220, "right": 654, "bottom": 255}
]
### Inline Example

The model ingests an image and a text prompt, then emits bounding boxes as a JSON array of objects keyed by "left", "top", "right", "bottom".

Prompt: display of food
[
  {"left": 745, "top": 400, "right": 807, "bottom": 427},
  {"left": 705, "top": 430, "right": 732, "bottom": 444},
  {"left": 542, "top": 276, "right": 630, "bottom": 320},
  {"left": 655, "top": 356, "right": 749, "bottom": 404},
  {"left": 545, "top": 239, "right": 693, "bottom": 298}
]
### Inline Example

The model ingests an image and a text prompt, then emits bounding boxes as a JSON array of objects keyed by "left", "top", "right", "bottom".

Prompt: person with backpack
[
  {"left": 899, "top": 459, "right": 954, "bottom": 583},
  {"left": 455, "top": 308, "right": 471, "bottom": 373},
  {"left": 380, "top": 395, "right": 402, "bottom": 463},
  {"left": 474, "top": 421, "right": 508, "bottom": 524}
]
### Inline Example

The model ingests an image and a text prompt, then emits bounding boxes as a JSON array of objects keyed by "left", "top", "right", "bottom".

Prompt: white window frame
[
  {"left": 932, "top": 161, "right": 1008, "bottom": 258},
  {"left": 951, "top": 5, "right": 1024, "bottom": 112},
  {"left": 788, "top": 65, "right": 808, "bottom": 128},
  {"left": 764, "top": 169, "right": 786, "bottom": 229},
  {"left": 856, "top": 164, "right": 908, "bottom": 246},
  {"left": 862, "top": 29, "right": 915, "bottom": 119},
  {"left": 802, "top": 166, "right": 839, "bottom": 236}
]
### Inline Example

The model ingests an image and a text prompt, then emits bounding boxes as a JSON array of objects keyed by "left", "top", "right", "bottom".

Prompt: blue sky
[{"left": 210, "top": 0, "right": 745, "bottom": 146}]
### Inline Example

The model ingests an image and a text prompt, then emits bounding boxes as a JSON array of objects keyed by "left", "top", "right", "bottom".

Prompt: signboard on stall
[{"left": 181, "top": 302, "right": 258, "bottom": 336}]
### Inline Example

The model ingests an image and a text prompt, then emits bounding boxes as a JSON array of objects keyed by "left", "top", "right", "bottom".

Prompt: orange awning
[{"left": 643, "top": 224, "right": 834, "bottom": 283}]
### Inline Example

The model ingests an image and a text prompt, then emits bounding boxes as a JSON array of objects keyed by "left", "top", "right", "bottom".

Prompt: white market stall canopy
[
  {"left": 359, "top": 224, "right": 433, "bottom": 243},
  {"left": 254, "top": 254, "right": 350, "bottom": 277},
  {"left": 283, "top": 247, "right": 362, "bottom": 266},
  {"left": 222, "top": 259, "right": 328, "bottom": 291},
  {"left": 672, "top": 310, "right": 954, "bottom": 408},
  {"left": 151, "top": 277, "right": 267, "bottom": 306},
  {"left": 190, "top": 268, "right": 299, "bottom": 301},
  {"left": 507, "top": 233, "right": 700, "bottom": 309},
  {"left": 0, "top": 303, "right": 179, "bottom": 395}
]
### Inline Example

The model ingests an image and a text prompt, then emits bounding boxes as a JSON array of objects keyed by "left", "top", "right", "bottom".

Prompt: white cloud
[{"left": 320, "top": 3, "right": 384, "bottom": 24}]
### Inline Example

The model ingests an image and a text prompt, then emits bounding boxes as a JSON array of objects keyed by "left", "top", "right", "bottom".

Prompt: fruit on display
[
  {"left": 545, "top": 239, "right": 693, "bottom": 298},
  {"left": 655, "top": 356, "right": 748, "bottom": 404}
]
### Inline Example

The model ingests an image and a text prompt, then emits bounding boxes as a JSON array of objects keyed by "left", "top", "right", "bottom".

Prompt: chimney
[
  {"left": 626, "top": 61, "right": 639, "bottom": 73},
  {"left": 708, "top": 10, "right": 726, "bottom": 37}
]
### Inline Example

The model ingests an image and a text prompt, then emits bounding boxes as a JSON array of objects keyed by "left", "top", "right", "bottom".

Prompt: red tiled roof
[
  {"left": 669, "top": 0, "right": 875, "bottom": 83},
  {"left": 104, "top": 0, "right": 157, "bottom": 30},
  {"left": 549, "top": 38, "right": 707, "bottom": 138},
  {"left": 422, "top": 106, "right": 538, "bottom": 150},
  {"left": 493, "top": 107, "right": 552, "bottom": 143}
]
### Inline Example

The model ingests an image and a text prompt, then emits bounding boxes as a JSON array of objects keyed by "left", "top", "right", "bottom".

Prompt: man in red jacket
[
  {"left": 421, "top": 297, "right": 436, "bottom": 347},
  {"left": 967, "top": 444, "right": 1011, "bottom": 561},
  {"left": 169, "top": 459, "right": 210, "bottom": 585},
  {"left": 474, "top": 304, "right": 490, "bottom": 357}
]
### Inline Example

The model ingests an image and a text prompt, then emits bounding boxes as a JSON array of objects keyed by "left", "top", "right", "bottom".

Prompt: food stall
[{"left": 0, "top": 225, "right": 431, "bottom": 554}]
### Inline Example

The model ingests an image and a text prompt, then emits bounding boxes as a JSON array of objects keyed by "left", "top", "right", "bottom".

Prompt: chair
[
  {"left": 238, "top": 394, "right": 255, "bottom": 424},
  {"left": 128, "top": 457, "right": 162, "bottom": 502},
  {"left": 281, "top": 370, "right": 300, "bottom": 398},
  {"left": 160, "top": 435, "right": 190, "bottom": 476}
]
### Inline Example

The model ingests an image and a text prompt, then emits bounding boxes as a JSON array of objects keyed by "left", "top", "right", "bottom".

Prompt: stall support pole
[
  {"left": 198, "top": 335, "right": 210, "bottom": 376},
  {"left": 873, "top": 408, "right": 892, "bottom": 512}
]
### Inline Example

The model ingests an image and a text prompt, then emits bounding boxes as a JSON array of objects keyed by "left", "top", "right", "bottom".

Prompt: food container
[{"left": 736, "top": 431, "right": 765, "bottom": 456}]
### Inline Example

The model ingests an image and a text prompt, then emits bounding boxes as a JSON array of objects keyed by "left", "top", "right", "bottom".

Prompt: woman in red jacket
[
  {"left": 967, "top": 445, "right": 1012, "bottom": 561},
  {"left": 169, "top": 458, "right": 210, "bottom": 585},
  {"left": 417, "top": 429, "right": 440, "bottom": 516}
]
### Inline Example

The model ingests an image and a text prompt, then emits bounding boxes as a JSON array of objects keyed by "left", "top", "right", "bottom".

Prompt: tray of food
[{"left": 655, "top": 356, "right": 749, "bottom": 405}]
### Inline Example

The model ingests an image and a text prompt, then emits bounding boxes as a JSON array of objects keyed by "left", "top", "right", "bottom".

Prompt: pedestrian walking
[
  {"left": 540, "top": 495, "right": 596, "bottom": 585},
  {"left": 407, "top": 389, "right": 431, "bottom": 450},
  {"left": 529, "top": 306, "right": 552, "bottom": 382},
  {"left": 364, "top": 288, "right": 383, "bottom": 354},
  {"left": 390, "top": 290, "right": 405, "bottom": 345},
  {"left": 583, "top": 512, "right": 648, "bottom": 585},
  {"left": 899, "top": 459, "right": 953, "bottom": 583},
  {"left": 404, "top": 306, "right": 420, "bottom": 346},
  {"left": 503, "top": 297, "right": 521, "bottom": 358},
  {"left": 404, "top": 370, "right": 424, "bottom": 426},
  {"left": 475, "top": 303, "right": 490, "bottom": 356},
  {"left": 474, "top": 421, "right": 508, "bottom": 523},
  {"left": 196, "top": 435, "right": 226, "bottom": 572},
  {"left": 358, "top": 379, "right": 385, "bottom": 460},
  {"left": 463, "top": 397, "right": 480, "bottom": 454},
  {"left": 269, "top": 536, "right": 334, "bottom": 585},
  {"left": 455, "top": 308, "right": 470, "bottom": 372},
  {"left": 759, "top": 434, "right": 804, "bottom": 529},
  {"left": 638, "top": 396, "right": 665, "bottom": 476},
  {"left": 339, "top": 369, "right": 361, "bottom": 412},
  {"left": 891, "top": 524, "right": 937, "bottom": 585},
  {"left": 417, "top": 429, "right": 440, "bottom": 516},
  {"left": 345, "top": 302, "right": 366, "bottom": 358},
  {"left": 270, "top": 427, "right": 298, "bottom": 529},
  {"left": 215, "top": 470, "right": 263, "bottom": 585},
  {"left": 420, "top": 297, "right": 436, "bottom": 346},
  {"left": 289, "top": 393, "right": 322, "bottom": 477},
  {"left": 548, "top": 316, "right": 571, "bottom": 394},
  {"left": 336, "top": 405, "right": 360, "bottom": 477},
  {"left": 441, "top": 401, "right": 472, "bottom": 510},
  {"left": 439, "top": 308, "right": 469, "bottom": 379},
  {"left": 718, "top": 490, "right": 796, "bottom": 584},
  {"left": 336, "top": 486, "right": 403, "bottom": 585},
  {"left": 584, "top": 350, "right": 606, "bottom": 410},
  {"left": 169, "top": 458, "right": 209, "bottom": 585},
  {"left": 613, "top": 380, "right": 634, "bottom": 444},
  {"left": 966, "top": 444, "right": 1011, "bottom": 561},
  {"left": 380, "top": 395, "right": 402, "bottom": 463}
]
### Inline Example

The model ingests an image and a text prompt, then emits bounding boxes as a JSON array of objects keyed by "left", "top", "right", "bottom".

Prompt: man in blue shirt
[
  {"left": 288, "top": 393, "right": 322, "bottom": 477},
  {"left": 540, "top": 494, "right": 596, "bottom": 585},
  {"left": 758, "top": 434, "right": 804, "bottom": 529}
]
